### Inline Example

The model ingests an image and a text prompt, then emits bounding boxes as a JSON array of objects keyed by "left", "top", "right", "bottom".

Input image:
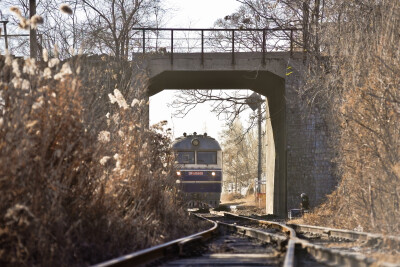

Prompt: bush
[
  {"left": 302, "top": 0, "right": 400, "bottom": 234},
  {"left": 0, "top": 53, "right": 201, "bottom": 266}
]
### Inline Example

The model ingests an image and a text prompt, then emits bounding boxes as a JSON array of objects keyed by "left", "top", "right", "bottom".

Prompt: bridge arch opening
[{"left": 148, "top": 70, "right": 287, "bottom": 216}]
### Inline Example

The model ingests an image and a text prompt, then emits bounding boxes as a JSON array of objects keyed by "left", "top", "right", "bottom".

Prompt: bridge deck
[{"left": 144, "top": 52, "right": 302, "bottom": 80}]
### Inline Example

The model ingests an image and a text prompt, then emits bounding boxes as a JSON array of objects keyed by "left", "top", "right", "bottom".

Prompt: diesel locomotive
[{"left": 172, "top": 132, "right": 222, "bottom": 208}]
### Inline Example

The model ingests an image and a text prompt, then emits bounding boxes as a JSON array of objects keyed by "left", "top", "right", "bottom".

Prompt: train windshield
[
  {"left": 197, "top": 151, "right": 217, "bottom": 164},
  {"left": 177, "top": 151, "right": 195, "bottom": 164}
]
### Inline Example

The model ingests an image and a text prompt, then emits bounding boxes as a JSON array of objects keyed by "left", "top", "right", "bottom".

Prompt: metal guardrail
[{"left": 131, "top": 27, "right": 301, "bottom": 65}]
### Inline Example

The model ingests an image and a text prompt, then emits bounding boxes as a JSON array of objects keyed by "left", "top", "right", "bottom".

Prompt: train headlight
[
  {"left": 176, "top": 171, "right": 181, "bottom": 176},
  {"left": 176, "top": 179, "right": 181, "bottom": 184},
  {"left": 211, "top": 171, "right": 216, "bottom": 176},
  {"left": 191, "top": 138, "right": 200, "bottom": 146}
]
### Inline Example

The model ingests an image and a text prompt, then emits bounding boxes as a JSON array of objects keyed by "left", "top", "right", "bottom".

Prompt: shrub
[
  {"left": 0, "top": 53, "right": 201, "bottom": 266},
  {"left": 301, "top": 0, "right": 400, "bottom": 234}
]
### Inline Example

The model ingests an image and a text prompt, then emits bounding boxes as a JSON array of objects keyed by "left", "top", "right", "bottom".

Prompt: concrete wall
[
  {"left": 264, "top": 99, "right": 275, "bottom": 214},
  {"left": 284, "top": 59, "right": 337, "bottom": 211},
  {"left": 146, "top": 52, "right": 289, "bottom": 95}
]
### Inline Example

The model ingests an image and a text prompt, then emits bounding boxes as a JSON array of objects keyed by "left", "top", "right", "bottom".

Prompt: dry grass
[
  {"left": 301, "top": 0, "right": 400, "bottom": 234},
  {"left": 0, "top": 53, "right": 203, "bottom": 266},
  {"left": 220, "top": 194, "right": 266, "bottom": 215},
  {"left": 221, "top": 193, "right": 257, "bottom": 206},
  {"left": 221, "top": 193, "right": 245, "bottom": 203}
]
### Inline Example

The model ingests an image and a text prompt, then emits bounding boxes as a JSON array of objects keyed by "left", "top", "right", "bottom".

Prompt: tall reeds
[{"left": 0, "top": 52, "right": 200, "bottom": 266}]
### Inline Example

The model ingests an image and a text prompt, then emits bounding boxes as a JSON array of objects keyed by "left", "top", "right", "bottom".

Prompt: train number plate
[{"left": 188, "top": 171, "right": 203, "bottom": 175}]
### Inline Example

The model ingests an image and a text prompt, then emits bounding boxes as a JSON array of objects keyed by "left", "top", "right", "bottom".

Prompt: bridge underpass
[{"left": 137, "top": 28, "right": 336, "bottom": 217}]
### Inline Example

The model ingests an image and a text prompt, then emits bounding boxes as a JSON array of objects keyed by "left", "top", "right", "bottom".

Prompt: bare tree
[
  {"left": 0, "top": 0, "right": 166, "bottom": 58},
  {"left": 0, "top": 0, "right": 87, "bottom": 57},
  {"left": 170, "top": 89, "right": 265, "bottom": 132},
  {"left": 235, "top": 0, "right": 326, "bottom": 54},
  {"left": 80, "top": 0, "right": 164, "bottom": 59},
  {"left": 171, "top": 0, "right": 327, "bottom": 130},
  {"left": 39, "top": 0, "right": 83, "bottom": 57},
  {"left": 220, "top": 119, "right": 264, "bottom": 193},
  {"left": 210, "top": 2, "right": 292, "bottom": 52},
  {"left": 300, "top": 0, "right": 400, "bottom": 233}
]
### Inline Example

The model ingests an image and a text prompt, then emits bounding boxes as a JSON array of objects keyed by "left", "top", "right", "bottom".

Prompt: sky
[
  {"left": 0, "top": 0, "right": 246, "bottom": 139},
  {"left": 149, "top": 0, "right": 244, "bottom": 139}
]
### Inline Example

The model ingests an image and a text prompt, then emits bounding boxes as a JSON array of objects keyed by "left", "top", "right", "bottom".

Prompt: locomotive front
[{"left": 172, "top": 132, "right": 222, "bottom": 208}]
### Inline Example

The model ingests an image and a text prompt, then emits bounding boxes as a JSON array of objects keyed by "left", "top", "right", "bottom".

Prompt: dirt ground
[
  {"left": 220, "top": 193, "right": 258, "bottom": 205},
  {"left": 220, "top": 194, "right": 266, "bottom": 215}
]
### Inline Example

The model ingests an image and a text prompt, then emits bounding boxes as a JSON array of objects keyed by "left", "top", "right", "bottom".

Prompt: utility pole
[
  {"left": 1, "top": 21, "right": 8, "bottom": 50},
  {"left": 257, "top": 103, "right": 262, "bottom": 195},
  {"left": 245, "top": 92, "right": 263, "bottom": 198},
  {"left": 29, "top": 0, "right": 37, "bottom": 59}
]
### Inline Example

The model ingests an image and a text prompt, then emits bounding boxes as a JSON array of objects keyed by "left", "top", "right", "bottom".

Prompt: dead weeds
[{"left": 0, "top": 53, "right": 200, "bottom": 266}]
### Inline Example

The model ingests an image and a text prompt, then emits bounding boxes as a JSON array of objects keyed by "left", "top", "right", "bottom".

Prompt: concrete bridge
[{"left": 139, "top": 28, "right": 335, "bottom": 217}]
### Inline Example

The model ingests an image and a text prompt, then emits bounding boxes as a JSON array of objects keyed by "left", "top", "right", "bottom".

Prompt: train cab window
[
  {"left": 197, "top": 151, "right": 217, "bottom": 164},
  {"left": 177, "top": 151, "right": 195, "bottom": 164}
]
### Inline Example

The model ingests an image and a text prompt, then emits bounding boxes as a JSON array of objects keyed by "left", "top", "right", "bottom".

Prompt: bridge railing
[{"left": 131, "top": 28, "right": 301, "bottom": 65}]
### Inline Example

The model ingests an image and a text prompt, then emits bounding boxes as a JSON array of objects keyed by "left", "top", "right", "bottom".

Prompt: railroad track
[{"left": 93, "top": 212, "right": 400, "bottom": 267}]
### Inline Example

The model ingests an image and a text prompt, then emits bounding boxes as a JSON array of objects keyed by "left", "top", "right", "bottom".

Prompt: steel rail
[
  {"left": 293, "top": 236, "right": 400, "bottom": 267},
  {"left": 93, "top": 212, "right": 400, "bottom": 267},
  {"left": 202, "top": 213, "right": 293, "bottom": 266},
  {"left": 289, "top": 223, "right": 400, "bottom": 247},
  {"left": 93, "top": 212, "right": 295, "bottom": 267},
  {"left": 294, "top": 238, "right": 371, "bottom": 267},
  {"left": 222, "top": 212, "right": 295, "bottom": 237},
  {"left": 221, "top": 212, "right": 296, "bottom": 267},
  {"left": 231, "top": 214, "right": 400, "bottom": 266},
  {"left": 91, "top": 215, "right": 218, "bottom": 267},
  {"left": 289, "top": 223, "right": 400, "bottom": 266},
  {"left": 216, "top": 220, "right": 287, "bottom": 245},
  {"left": 218, "top": 213, "right": 400, "bottom": 266}
]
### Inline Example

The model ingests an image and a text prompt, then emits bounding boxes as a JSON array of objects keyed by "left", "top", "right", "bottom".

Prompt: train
[{"left": 172, "top": 132, "right": 222, "bottom": 208}]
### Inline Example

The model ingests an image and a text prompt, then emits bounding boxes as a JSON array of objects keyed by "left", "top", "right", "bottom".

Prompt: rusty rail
[
  {"left": 93, "top": 212, "right": 400, "bottom": 267},
  {"left": 91, "top": 215, "right": 218, "bottom": 267},
  {"left": 289, "top": 223, "right": 400, "bottom": 252},
  {"left": 221, "top": 212, "right": 296, "bottom": 267},
  {"left": 227, "top": 213, "right": 400, "bottom": 266},
  {"left": 92, "top": 212, "right": 293, "bottom": 267}
]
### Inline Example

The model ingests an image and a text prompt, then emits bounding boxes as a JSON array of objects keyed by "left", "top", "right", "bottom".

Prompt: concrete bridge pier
[
  {"left": 270, "top": 97, "right": 286, "bottom": 216},
  {"left": 251, "top": 72, "right": 287, "bottom": 217}
]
